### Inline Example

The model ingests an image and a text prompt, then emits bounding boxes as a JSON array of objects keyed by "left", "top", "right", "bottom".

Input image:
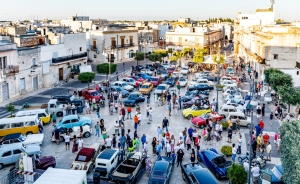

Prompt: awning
[{"left": 202, "top": 57, "right": 217, "bottom": 65}]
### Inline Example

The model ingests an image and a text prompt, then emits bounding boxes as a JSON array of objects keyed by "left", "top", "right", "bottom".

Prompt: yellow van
[
  {"left": 0, "top": 116, "right": 40, "bottom": 137},
  {"left": 16, "top": 109, "right": 51, "bottom": 124}
]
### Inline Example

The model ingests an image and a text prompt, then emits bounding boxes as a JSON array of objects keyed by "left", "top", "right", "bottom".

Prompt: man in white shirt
[
  {"left": 232, "top": 143, "right": 237, "bottom": 162},
  {"left": 251, "top": 164, "right": 260, "bottom": 184},
  {"left": 143, "top": 141, "right": 148, "bottom": 156},
  {"left": 78, "top": 137, "right": 84, "bottom": 150},
  {"left": 105, "top": 135, "right": 112, "bottom": 149},
  {"left": 137, "top": 112, "right": 142, "bottom": 125},
  {"left": 238, "top": 134, "right": 242, "bottom": 155},
  {"left": 174, "top": 143, "right": 181, "bottom": 154},
  {"left": 243, "top": 159, "right": 249, "bottom": 172},
  {"left": 266, "top": 142, "right": 272, "bottom": 161}
]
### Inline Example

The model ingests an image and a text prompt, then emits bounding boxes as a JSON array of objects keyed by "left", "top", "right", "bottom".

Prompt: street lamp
[{"left": 215, "top": 43, "right": 221, "bottom": 112}]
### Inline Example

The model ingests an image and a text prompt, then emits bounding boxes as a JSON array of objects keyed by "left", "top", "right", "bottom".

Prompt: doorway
[
  {"left": 2, "top": 83, "right": 9, "bottom": 101},
  {"left": 20, "top": 78, "right": 25, "bottom": 91},
  {"left": 33, "top": 76, "right": 38, "bottom": 91},
  {"left": 59, "top": 68, "right": 63, "bottom": 81}
]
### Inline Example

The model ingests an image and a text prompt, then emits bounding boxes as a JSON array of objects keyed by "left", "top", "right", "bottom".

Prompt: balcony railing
[
  {"left": 4, "top": 65, "right": 19, "bottom": 77},
  {"left": 166, "top": 42, "right": 201, "bottom": 46},
  {"left": 91, "top": 45, "right": 97, "bottom": 51},
  {"left": 52, "top": 52, "right": 87, "bottom": 64},
  {"left": 116, "top": 43, "right": 135, "bottom": 48}
]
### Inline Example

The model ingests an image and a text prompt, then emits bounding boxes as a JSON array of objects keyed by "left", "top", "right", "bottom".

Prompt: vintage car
[
  {"left": 35, "top": 155, "right": 56, "bottom": 170},
  {"left": 160, "top": 70, "right": 169, "bottom": 80},
  {"left": 81, "top": 89, "right": 105, "bottom": 102},
  {"left": 182, "top": 98, "right": 202, "bottom": 109},
  {"left": 165, "top": 77, "right": 176, "bottom": 87},
  {"left": 260, "top": 165, "right": 284, "bottom": 184},
  {"left": 154, "top": 84, "right": 169, "bottom": 96},
  {"left": 52, "top": 125, "right": 92, "bottom": 142},
  {"left": 179, "top": 77, "right": 188, "bottom": 87},
  {"left": 109, "top": 86, "right": 130, "bottom": 98},
  {"left": 139, "top": 83, "right": 153, "bottom": 95},
  {"left": 23, "top": 134, "right": 44, "bottom": 145},
  {"left": 225, "top": 95, "right": 244, "bottom": 105},
  {"left": 55, "top": 115, "right": 92, "bottom": 129},
  {"left": 130, "top": 76, "right": 145, "bottom": 84},
  {"left": 167, "top": 67, "right": 175, "bottom": 74},
  {"left": 181, "top": 163, "right": 217, "bottom": 184},
  {"left": 0, "top": 133, "right": 26, "bottom": 145},
  {"left": 112, "top": 81, "right": 134, "bottom": 92},
  {"left": 136, "top": 73, "right": 152, "bottom": 80},
  {"left": 110, "top": 152, "right": 146, "bottom": 183},
  {"left": 148, "top": 77, "right": 162, "bottom": 87},
  {"left": 194, "top": 84, "right": 214, "bottom": 91},
  {"left": 148, "top": 156, "right": 173, "bottom": 184},
  {"left": 197, "top": 148, "right": 232, "bottom": 180},
  {"left": 140, "top": 69, "right": 153, "bottom": 76},
  {"left": 191, "top": 113, "right": 223, "bottom": 128},
  {"left": 182, "top": 105, "right": 211, "bottom": 119},
  {"left": 123, "top": 92, "right": 145, "bottom": 107},
  {"left": 71, "top": 143, "right": 102, "bottom": 173}
]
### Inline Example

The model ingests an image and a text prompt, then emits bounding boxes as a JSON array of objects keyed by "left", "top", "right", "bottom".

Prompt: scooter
[{"left": 254, "top": 154, "right": 267, "bottom": 169}]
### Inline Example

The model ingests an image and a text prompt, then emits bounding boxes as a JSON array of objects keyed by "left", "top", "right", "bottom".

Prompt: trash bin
[
  {"left": 93, "top": 172, "right": 100, "bottom": 184},
  {"left": 77, "top": 106, "right": 84, "bottom": 114},
  {"left": 232, "top": 122, "right": 237, "bottom": 131}
]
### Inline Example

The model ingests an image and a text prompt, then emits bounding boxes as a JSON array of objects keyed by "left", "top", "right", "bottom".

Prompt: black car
[
  {"left": 194, "top": 84, "right": 214, "bottom": 91},
  {"left": 0, "top": 133, "right": 26, "bottom": 145},
  {"left": 181, "top": 163, "right": 217, "bottom": 184},
  {"left": 166, "top": 77, "right": 176, "bottom": 87},
  {"left": 135, "top": 65, "right": 144, "bottom": 71},
  {"left": 145, "top": 64, "right": 155, "bottom": 71},
  {"left": 52, "top": 95, "right": 84, "bottom": 106},
  {"left": 185, "top": 90, "right": 199, "bottom": 97},
  {"left": 181, "top": 96, "right": 193, "bottom": 103},
  {"left": 123, "top": 92, "right": 145, "bottom": 106}
]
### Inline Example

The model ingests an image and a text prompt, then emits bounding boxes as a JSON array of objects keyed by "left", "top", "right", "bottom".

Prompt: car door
[
  {"left": 63, "top": 120, "right": 71, "bottom": 128},
  {"left": 239, "top": 115, "right": 248, "bottom": 126},
  {"left": 1, "top": 151, "right": 12, "bottom": 165},
  {"left": 71, "top": 118, "right": 80, "bottom": 127},
  {"left": 12, "top": 149, "right": 22, "bottom": 163}
]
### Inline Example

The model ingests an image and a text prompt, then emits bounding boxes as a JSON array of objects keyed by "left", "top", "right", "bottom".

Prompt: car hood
[
  {"left": 121, "top": 90, "right": 129, "bottom": 95},
  {"left": 38, "top": 156, "right": 56, "bottom": 164},
  {"left": 124, "top": 99, "right": 135, "bottom": 103},
  {"left": 191, "top": 117, "right": 205, "bottom": 123},
  {"left": 154, "top": 89, "right": 164, "bottom": 93},
  {"left": 80, "top": 117, "right": 92, "bottom": 122},
  {"left": 182, "top": 108, "right": 193, "bottom": 115},
  {"left": 71, "top": 161, "right": 87, "bottom": 170},
  {"left": 23, "top": 134, "right": 44, "bottom": 145}
]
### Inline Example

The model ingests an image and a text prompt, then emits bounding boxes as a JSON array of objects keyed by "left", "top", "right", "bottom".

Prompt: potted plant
[
  {"left": 221, "top": 122, "right": 229, "bottom": 130},
  {"left": 217, "top": 84, "right": 223, "bottom": 91},
  {"left": 227, "top": 163, "right": 247, "bottom": 184},
  {"left": 221, "top": 145, "right": 232, "bottom": 156}
]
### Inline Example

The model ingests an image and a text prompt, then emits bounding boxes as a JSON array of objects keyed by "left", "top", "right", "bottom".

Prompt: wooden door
[
  {"left": 59, "top": 68, "right": 63, "bottom": 81},
  {"left": 179, "top": 37, "right": 182, "bottom": 46}
]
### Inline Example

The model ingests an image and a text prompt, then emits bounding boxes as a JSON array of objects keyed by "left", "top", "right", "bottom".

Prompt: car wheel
[
  {"left": 215, "top": 171, "right": 221, "bottom": 180},
  {"left": 200, "top": 124, "right": 204, "bottom": 129},
  {"left": 221, "top": 114, "right": 226, "bottom": 118},
  {"left": 197, "top": 155, "right": 202, "bottom": 162},
  {"left": 182, "top": 172, "right": 185, "bottom": 181},
  {"left": 88, "top": 164, "right": 94, "bottom": 173},
  {"left": 247, "top": 123, "right": 251, "bottom": 128},
  {"left": 84, "top": 132, "right": 91, "bottom": 138},
  {"left": 59, "top": 136, "right": 64, "bottom": 142},
  {"left": 0, "top": 163, "right": 3, "bottom": 170},
  {"left": 187, "top": 115, "right": 193, "bottom": 120}
]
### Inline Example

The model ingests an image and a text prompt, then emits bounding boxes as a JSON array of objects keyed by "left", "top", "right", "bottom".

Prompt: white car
[
  {"left": 122, "top": 78, "right": 136, "bottom": 86},
  {"left": 154, "top": 84, "right": 169, "bottom": 95},
  {"left": 226, "top": 101, "right": 243, "bottom": 111},
  {"left": 162, "top": 63, "right": 169, "bottom": 70},
  {"left": 219, "top": 105, "right": 242, "bottom": 118},
  {"left": 112, "top": 81, "right": 134, "bottom": 92},
  {"left": 173, "top": 71, "right": 179, "bottom": 79},
  {"left": 52, "top": 125, "right": 92, "bottom": 142},
  {"left": 95, "top": 149, "right": 120, "bottom": 178},
  {"left": 190, "top": 78, "right": 198, "bottom": 86},
  {"left": 220, "top": 76, "right": 234, "bottom": 83},
  {"left": 196, "top": 78, "right": 214, "bottom": 87},
  {"left": 23, "top": 134, "right": 44, "bottom": 146},
  {"left": 222, "top": 88, "right": 241, "bottom": 99},
  {"left": 179, "top": 77, "right": 188, "bottom": 87},
  {"left": 140, "top": 69, "right": 153, "bottom": 76},
  {"left": 181, "top": 67, "right": 189, "bottom": 74},
  {"left": 221, "top": 80, "right": 237, "bottom": 87}
]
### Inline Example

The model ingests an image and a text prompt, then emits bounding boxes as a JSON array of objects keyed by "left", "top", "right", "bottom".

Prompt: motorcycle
[{"left": 254, "top": 154, "right": 267, "bottom": 169}]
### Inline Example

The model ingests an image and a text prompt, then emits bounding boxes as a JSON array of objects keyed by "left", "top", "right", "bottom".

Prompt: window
[
  {"left": 273, "top": 54, "right": 278, "bottom": 59},
  {"left": 63, "top": 120, "right": 71, "bottom": 124},
  {"left": 13, "top": 150, "right": 22, "bottom": 155},
  {"left": 25, "top": 121, "right": 35, "bottom": 126},
  {"left": 0, "top": 56, "right": 7, "bottom": 69},
  {"left": 0, "top": 124, "right": 9, "bottom": 129},
  {"left": 71, "top": 119, "right": 79, "bottom": 123},
  {"left": 297, "top": 71, "right": 299, "bottom": 75},
  {"left": 2, "top": 151, "right": 11, "bottom": 157},
  {"left": 11, "top": 122, "right": 23, "bottom": 128},
  {"left": 79, "top": 47, "right": 82, "bottom": 51},
  {"left": 94, "top": 54, "right": 97, "bottom": 58},
  {"left": 148, "top": 36, "right": 152, "bottom": 41},
  {"left": 32, "top": 58, "right": 37, "bottom": 66},
  {"left": 185, "top": 39, "right": 188, "bottom": 42},
  {"left": 38, "top": 113, "right": 46, "bottom": 118},
  {"left": 111, "top": 158, "right": 114, "bottom": 164}
]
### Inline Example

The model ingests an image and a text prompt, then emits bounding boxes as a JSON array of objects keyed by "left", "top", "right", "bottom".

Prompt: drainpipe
[{"left": 116, "top": 35, "right": 119, "bottom": 62}]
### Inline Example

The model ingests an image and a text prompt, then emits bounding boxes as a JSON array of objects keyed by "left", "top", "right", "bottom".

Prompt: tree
[
  {"left": 153, "top": 50, "right": 168, "bottom": 61},
  {"left": 277, "top": 85, "right": 300, "bottom": 112},
  {"left": 167, "top": 48, "right": 173, "bottom": 54},
  {"left": 193, "top": 48, "right": 208, "bottom": 64},
  {"left": 264, "top": 68, "right": 283, "bottom": 84},
  {"left": 148, "top": 53, "right": 162, "bottom": 62},
  {"left": 6, "top": 103, "right": 15, "bottom": 117},
  {"left": 279, "top": 120, "right": 300, "bottom": 184},
  {"left": 227, "top": 163, "right": 247, "bottom": 184},
  {"left": 276, "top": 19, "right": 284, "bottom": 23},
  {"left": 78, "top": 72, "right": 95, "bottom": 83},
  {"left": 96, "top": 63, "right": 117, "bottom": 74},
  {"left": 182, "top": 47, "right": 191, "bottom": 59},
  {"left": 170, "top": 56, "right": 178, "bottom": 62},
  {"left": 212, "top": 54, "right": 225, "bottom": 64},
  {"left": 172, "top": 51, "right": 185, "bottom": 65},
  {"left": 135, "top": 52, "right": 144, "bottom": 65},
  {"left": 269, "top": 72, "right": 293, "bottom": 92}
]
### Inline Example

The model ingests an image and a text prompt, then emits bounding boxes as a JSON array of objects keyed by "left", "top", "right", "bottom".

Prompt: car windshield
[
  {"left": 157, "top": 86, "right": 166, "bottom": 90},
  {"left": 128, "top": 95, "right": 137, "bottom": 99},
  {"left": 151, "top": 78, "right": 158, "bottom": 81},
  {"left": 122, "top": 83, "right": 128, "bottom": 86},
  {"left": 167, "top": 78, "right": 173, "bottom": 82},
  {"left": 91, "top": 92, "right": 99, "bottom": 96},
  {"left": 115, "top": 87, "right": 122, "bottom": 91},
  {"left": 152, "top": 170, "right": 166, "bottom": 179},
  {"left": 77, "top": 155, "right": 87, "bottom": 161},
  {"left": 191, "top": 105, "right": 197, "bottom": 110},
  {"left": 179, "top": 78, "right": 185, "bottom": 81},
  {"left": 167, "top": 68, "right": 174, "bottom": 70},
  {"left": 161, "top": 71, "right": 167, "bottom": 74},
  {"left": 141, "top": 85, "right": 149, "bottom": 89}
]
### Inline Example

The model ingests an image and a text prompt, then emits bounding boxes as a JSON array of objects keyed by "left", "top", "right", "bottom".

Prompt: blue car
[
  {"left": 148, "top": 156, "right": 173, "bottom": 184},
  {"left": 197, "top": 148, "right": 232, "bottom": 180},
  {"left": 137, "top": 73, "right": 152, "bottom": 80},
  {"left": 123, "top": 92, "right": 145, "bottom": 107},
  {"left": 181, "top": 163, "right": 218, "bottom": 184},
  {"left": 109, "top": 86, "right": 130, "bottom": 98},
  {"left": 260, "top": 165, "right": 284, "bottom": 184},
  {"left": 166, "top": 77, "right": 175, "bottom": 87},
  {"left": 55, "top": 115, "right": 92, "bottom": 129}
]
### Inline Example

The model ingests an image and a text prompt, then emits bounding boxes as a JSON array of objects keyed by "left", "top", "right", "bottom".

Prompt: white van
[
  {"left": 219, "top": 105, "right": 241, "bottom": 118},
  {"left": 95, "top": 149, "right": 120, "bottom": 178},
  {"left": 16, "top": 109, "right": 51, "bottom": 124},
  {"left": 226, "top": 112, "right": 251, "bottom": 128}
]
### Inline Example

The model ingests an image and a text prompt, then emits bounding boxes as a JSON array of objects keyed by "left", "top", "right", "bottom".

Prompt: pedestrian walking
[
  {"left": 127, "top": 106, "right": 132, "bottom": 119},
  {"left": 177, "top": 149, "right": 184, "bottom": 167},
  {"left": 237, "top": 134, "right": 242, "bottom": 154},
  {"left": 135, "top": 136, "right": 140, "bottom": 151},
  {"left": 64, "top": 133, "right": 70, "bottom": 150},
  {"left": 134, "top": 114, "right": 139, "bottom": 131},
  {"left": 157, "top": 126, "right": 162, "bottom": 141},
  {"left": 186, "top": 136, "right": 192, "bottom": 151},
  {"left": 151, "top": 137, "right": 157, "bottom": 154},
  {"left": 227, "top": 126, "right": 232, "bottom": 143},
  {"left": 266, "top": 142, "right": 272, "bottom": 161},
  {"left": 95, "top": 121, "right": 100, "bottom": 137},
  {"left": 38, "top": 121, "right": 43, "bottom": 133},
  {"left": 162, "top": 117, "right": 169, "bottom": 131},
  {"left": 105, "top": 135, "right": 112, "bottom": 149},
  {"left": 145, "top": 155, "right": 152, "bottom": 177},
  {"left": 168, "top": 102, "right": 172, "bottom": 116},
  {"left": 72, "top": 135, "right": 78, "bottom": 153},
  {"left": 78, "top": 137, "right": 83, "bottom": 150},
  {"left": 251, "top": 164, "right": 260, "bottom": 184},
  {"left": 232, "top": 143, "right": 237, "bottom": 162},
  {"left": 102, "top": 128, "right": 107, "bottom": 141},
  {"left": 148, "top": 107, "right": 153, "bottom": 122},
  {"left": 170, "top": 135, "right": 175, "bottom": 152},
  {"left": 143, "top": 141, "right": 148, "bottom": 155},
  {"left": 190, "top": 148, "right": 196, "bottom": 163}
]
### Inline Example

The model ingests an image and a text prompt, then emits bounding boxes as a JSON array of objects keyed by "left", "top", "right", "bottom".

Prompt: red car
[
  {"left": 130, "top": 76, "right": 145, "bottom": 83},
  {"left": 167, "top": 67, "right": 175, "bottom": 74},
  {"left": 82, "top": 89, "right": 105, "bottom": 101},
  {"left": 148, "top": 77, "right": 162, "bottom": 87},
  {"left": 191, "top": 113, "right": 223, "bottom": 128}
]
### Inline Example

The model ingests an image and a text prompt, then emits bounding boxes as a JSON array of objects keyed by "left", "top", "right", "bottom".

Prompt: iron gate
[{"left": 2, "top": 83, "right": 9, "bottom": 101}]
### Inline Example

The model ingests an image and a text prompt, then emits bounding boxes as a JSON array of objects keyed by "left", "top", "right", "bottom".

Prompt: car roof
[
  {"left": 2, "top": 133, "right": 24, "bottom": 141},
  {"left": 153, "top": 161, "right": 169, "bottom": 173},
  {"left": 0, "top": 143, "right": 22, "bottom": 153},
  {"left": 183, "top": 163, "right": 204, "bottom": 175},
  {"left": 97, "top": 149, "right": 118, "bottom": 160},
  {"left": 192, "top": 169, "right": 218, "bottom": 184},
  {"left": 222, "top": 104, "right": 236, "bottom": 109},
  {"left": 75, "top": 147, "right": 95, "bottom": 162},
  {"left": 228, "top": 112, "right": 245, "bottom": 116},
  {"left": 61, "top": 115, "right": 79, "bottom": 120}
]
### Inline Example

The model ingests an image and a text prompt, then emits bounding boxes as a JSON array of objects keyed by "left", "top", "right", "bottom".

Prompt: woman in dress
[
  {"left": 72, "top": 135, "right": 78, "bottom": 153},
  {"left": 262, "top": 104, "right": 265, "bottom": 116},
  {"left": 145, "top": 155, "right": 152, "bottom": 177},
  {"left": 190, "top": 148, "right": 196, "bottom": 163},
  {"left": 102, "top": 128, "right": 107, "bottom": 141},
  {"left": 170, "top": 135, "right": 175, "bottom": 152},
  {"left": 151, "top": 137, "right": 157, "bottom": 154}
]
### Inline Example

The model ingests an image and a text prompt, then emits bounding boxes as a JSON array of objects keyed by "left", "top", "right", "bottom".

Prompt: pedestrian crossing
[{"left": 0, "top": 107, "right": 13, "bottom": 119}]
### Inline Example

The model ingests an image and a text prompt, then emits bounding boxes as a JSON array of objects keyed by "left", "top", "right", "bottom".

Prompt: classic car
[
  {"left": 166, "top": 77, "right": 176, "bottom": 87},
  {"left": 226, "top": 101, "right": 243, "bottom": 111},
  {"left": 222, "top": 88, "right": 241, "bottom": 99},
  {"left": 179, "top": 77, "right": 188, "bottom": 87},
  {"left": 185, "top": 90, "right": 199, "bottom": 97},
  {"left": 182, "top": 105, "right": 211, "bottom": 119},
  {"left": 219, "top": 104, "right": 241, "bottom": 118},
  {"left": 145, "top": 64, "right": 155, "bottom": 71},
  {"left": 130, "top": 76, "right": 145, "bottom": 84},
  {"left": 225, "top": 95, "right": 244, "bottom": 105},
  {"left": 136, "top": 73, "right": 152, "bottom": 80},
  {"left": 140, "top": 69, "right": 153, "bottom": 76},
  {"left": 110, "top": 152, "right": 146, "bottom": 183},
  {"left": 112, "top": 81, "right": 134, "bottom": 92},
  {"left": 183, "top": 99, "right": 202, "bottom": 109},
  {"left": 135, "top": 65, "right": 144, "bottom": 71},
  {"left": 197, "top": 148, "right": 232, "bottom": 180},
  {"left": 71, "top": 143, "right": 102, "bottom": 173},
  {"left": 160, "top": 70, "right": 169, "bottom": 80},
  {"left": 181, "top": 67, "right": 189, "bottom": 74},
  {"left": 181, "top": 163, "right": 218, "bottom": 184},
  {"left": 191, "top": 113, "right": 223, "bottom": 128},
  {"left": 122, "top": 77, "right": 137, "bottom": 86},
  {"left": 154, "top": 84, "right": 169, "bottom": 96},
  {"left": 0, "top": 133, "right": 26, "bottom": 145},
  {"left": 35, "top": 155, "right": 56, "bottom": 170},
  {"left": 194, "top": 84, "right": 214, "bottom": 91},
  {"left": 55, "top": 115, "right": 92, "bottom": 129},
  {"left": 167, "top": 67, "right": 175, "bottom": 74},
  {"left": 196, "top": 79, "right": 214, "bottom": 87},
  {"left": 162, "top": 63, "right": 169, "bottom": 70},
  {"left": 139, "top": 83, "right": 153, "bottom": 95},
  {"left": 172, "top": 71, "right": 180, "bottom": 80},
  {"left": 52, "top": 125, "right": 92, "bottom": 142},
  {"left": 81, "top": 89, "right": 105, "bottom": 102},
  {"left": 260, "top": 165, "right": 284, "bottom": 184},
  {"left": 220, "top": 80, "right": 237, "bottom": 87},
  {"left": 148, "top": 77, "right": 162, "bottom": 87},
  {"left": 23, "top": 134, "right": 44, "bottom": 146},
  {"left": 109, "top": 86, "right": 130, "bottom": 98},
  {"left": 148, "top": 156, "right": 173, "bottom": 184},
  {"left": 123, "top": 92, "right": 145, "bottom": 107}
]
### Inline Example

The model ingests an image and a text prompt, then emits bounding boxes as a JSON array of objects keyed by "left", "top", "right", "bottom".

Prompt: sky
[{"left": 1, "top": 0, "right": 299, "bottom": 21}]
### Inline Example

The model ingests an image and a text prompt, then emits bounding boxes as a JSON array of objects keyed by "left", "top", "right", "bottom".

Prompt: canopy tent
[{"left": 202, "top": 56, "right": 217, "bottom": 65}]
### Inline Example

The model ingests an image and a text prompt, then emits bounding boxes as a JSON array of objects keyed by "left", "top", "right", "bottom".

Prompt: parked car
[
  {"left": 226, "top": 101, "right": 243, "bottom": 111},
  {"left": 0, "top": 133, "right": 26, "bottom": 145},
  {"left": 95, "top": 149, "right": 123, "bottom": 178},
  {"left": 148, "top": 77, "right": 162, "bottom": 87},
  {"left": 181, "top": 163, "right": 218, "bottom": 184},
  {"left": 191, "top": 113, "right": 223, "bottom": 128},
  {"left": 35, "top": 155, "right": 56, "bottom": 170},
  {"left": 182, "top": 105, "right": 211, "bottom": 119},
  {"left": 197, "top": 148, "right": 232, "bottom": 180},
  {"left": 196, "top": 79, "right": 214, "bottom": 87},
  {"left": 148, "top": 156, "right": 173, "bottom": 184},
  {"left": 167, "top": 67, "right": 175, "bottom": 74},
  {"left": 112, "top": 81, "right": 134, "bottom": 92},
  {"left": 154, "top": 84, "right": 169, "bottom": 96},
  {"left": 222, "top": 88, "right": 241, "bottom": 99},
  {"left": 181, "top": 67, "right": 189, "bottom": 74},
  {"left": 172, "top": 71, "right": 179, "bottom": 80},
  {"left": 185, "top": 90, "right": 199, "bottom": 97},
  {"left": 81, "top": 89, "right": 105, "bottom": 102},
  {"left": 225, "top": 94, "right": 243, "bottom": 104},
  {"left": 135, "top": 65, "right": 144, "bottom": 71},
  {"left": 123, "top": 92, "right": 145, "bottom": 107},
  {"left": 166, "top": 77, "right": 176, "bottom": 87},
  {"left": 52, "top": 125, "right": 92, "bottom": 142},
  {"left": 194, "top": 84, "right": 214, "bottom": 91},
  {"left": 179, "top": 77, "right": 188, "bottom": 87},
  {"left": 122, "top": 78, "right": 137, "bottom": 86},
  {"left": 130, "top": 76, "right": 145, "bottom": 84},
  {"left": 162, "top": 63, "right": 169, "bottom": 70},
  {"left": 23, "top": 134, "right": 44, "bottom": 146},
  {"left": 220, "top": 80, "right": 237, "bottom": 87},
  {"left": 109, "top": 86, "right": 130, "bottom": 98},
  {"left": 136, "top": 73, "right": 152, "bottom": 80},
  {"left": 160, "top": 70, "right": 169, "bottom": 80},
  {"left": 140, "top": 69, "right": 153, "bottom": 76},
  {"left": 139, "top": 83, "right": 153, "bottom": 95},
  {"left": 260, "top": 165, "right": 284, "bottom": 184},
  {"left": 145, "top": 64, "right": 155, "bottom": 71},
  {"left": 219, "top": 104, "right": 241, "bottom": 118},
  {"left": 55, "top": 115, "right": 92, "bottom": 129},
  {"left": 110, "top": 152, "right": 146, "bottom": 183},
  {"left": 52, "top": 95, "right": 84, "bottom": 107},
  {"left": 226, "top": 112, "right": 251, "bottom": 128},
  {"left": 71, "top": 143, "right": 102, "bottom": 173}
]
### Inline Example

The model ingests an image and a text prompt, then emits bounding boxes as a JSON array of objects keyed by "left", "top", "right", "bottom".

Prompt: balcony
[
  {"left": 166, "top": 42, "right": 202, "bottom": 47},
  {"left": 91, "top": 45, "right": 97, "bottom": 51},
  {"left": 52, "top": 52, "right": 87, "bottom": 64},
  {"left": 3, "top": 65, "right": 19, "bottom": 77},
  {"left": 116, "top": 43, "right": 135, "bottom": 49}
]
